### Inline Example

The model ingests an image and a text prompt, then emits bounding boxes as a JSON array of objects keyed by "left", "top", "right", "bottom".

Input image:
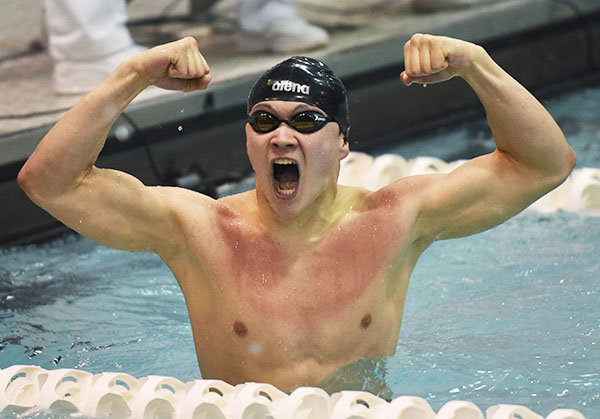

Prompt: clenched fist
[
  {"left": 130, "top": 37, "right": 212, "bottom": 92},
  {"left": 400, "top": 34, "right": 482, "bottom": 86}
]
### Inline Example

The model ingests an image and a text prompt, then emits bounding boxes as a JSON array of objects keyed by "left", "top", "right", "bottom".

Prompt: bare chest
[
  {"left": 211, "top": 213, "right": 409, "bottom": 320},
  {"left": 171, "top": 207, "right": 415, "bottom": 381}
]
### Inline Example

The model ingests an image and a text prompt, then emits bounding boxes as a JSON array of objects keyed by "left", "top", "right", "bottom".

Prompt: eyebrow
[{"left": 252, "top": 103, "right": 324, "bottom": 116}]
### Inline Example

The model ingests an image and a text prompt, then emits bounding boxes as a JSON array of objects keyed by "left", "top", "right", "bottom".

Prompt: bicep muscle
[
  {"left": 415, "top": 151, "right": 546, "bottom": 240},
  {"left": 43, "top": 167, "right": 177, "bottom": 252}
]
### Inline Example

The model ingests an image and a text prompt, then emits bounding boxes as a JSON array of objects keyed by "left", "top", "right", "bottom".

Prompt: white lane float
[
  {"left": 339, "top": 152, "right": 600, "bottom": 215},
  {"left": 0, "top": 365, "right": 586, "bottom": 418},
  {"left": 38, "top": 368, "right": 93, "bottom": 415}
]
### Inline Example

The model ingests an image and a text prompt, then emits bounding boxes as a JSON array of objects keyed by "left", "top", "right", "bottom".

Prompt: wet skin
[
  {"left": 162, "top": 183, "right": 429, "bottom": 391},
  {"left": 158, "top": 101, "right": 432, "bottom": 390},
  {"left": 19, "top": 36, "right": 575, "bottom": 392}
]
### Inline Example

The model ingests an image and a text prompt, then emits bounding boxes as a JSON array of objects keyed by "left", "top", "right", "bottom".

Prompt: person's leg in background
[
  {"left": 238, "top": 0, "right": 328, "bottom": 53},
  {"left": 45, "top": 0, "right": 145, "bottom": 94}
]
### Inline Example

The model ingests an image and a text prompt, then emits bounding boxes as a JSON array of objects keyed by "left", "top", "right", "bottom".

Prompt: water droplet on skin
[{"left": 249, "top": 342, "right": 262, "bottom": 356}]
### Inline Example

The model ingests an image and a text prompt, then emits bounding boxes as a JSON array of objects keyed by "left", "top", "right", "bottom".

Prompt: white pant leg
[
  {"left": 237, "top": 0, "right": 328, "bottom": 52},
  {"left": 238, "top": 0, "right": 297, "bottom": 33},
  {"left": 45, "top": 0, "right": 135, "bottom": 62}
]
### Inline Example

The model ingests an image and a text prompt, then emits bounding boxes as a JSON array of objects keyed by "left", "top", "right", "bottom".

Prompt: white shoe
[
  {"left": 53, "top": 45, "right": 146, "bottom": 95},
  {"left": 239, "top": 17, "right": 329, "bottom": 53},
  {"left": 238, "top": 0, "right": 328, "bottom": 53}
]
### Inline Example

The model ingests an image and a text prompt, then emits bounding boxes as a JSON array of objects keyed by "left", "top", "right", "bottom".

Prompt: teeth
[
  {"left": 274, "top": 158, "right": 296, "bottom": 165},
  {"left": 277, "top": 186, "right": 296, "bottom": 196}
]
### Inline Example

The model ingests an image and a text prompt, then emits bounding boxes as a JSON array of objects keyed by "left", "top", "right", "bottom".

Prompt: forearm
[
  {"left": 462, "top": 47, "right": 576, "bottom": 178},
  {"left": 19, "top": 60, "right": 148, "bottom": 199}
]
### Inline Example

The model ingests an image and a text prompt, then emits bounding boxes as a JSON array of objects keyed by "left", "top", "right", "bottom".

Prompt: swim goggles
[{"left": 247, "top": 111, "right": 332, "bottom": 134}]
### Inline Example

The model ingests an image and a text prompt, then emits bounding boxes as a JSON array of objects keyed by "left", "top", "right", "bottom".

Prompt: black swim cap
[{"left": 247, "top": 56, "right": 350, "bottom": 138}]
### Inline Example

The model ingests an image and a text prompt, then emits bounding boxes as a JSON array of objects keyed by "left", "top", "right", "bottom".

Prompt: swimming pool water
[
  {"left": 392, "top": 211, "right": 599, "bottom": 414},
  {"left": 1, "top": 86, "right": 599, "bottom": 416}
]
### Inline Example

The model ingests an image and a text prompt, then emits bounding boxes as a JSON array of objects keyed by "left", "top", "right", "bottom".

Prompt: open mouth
[{"left": 272, "top": 158, "right": 299, "bottom": 198}]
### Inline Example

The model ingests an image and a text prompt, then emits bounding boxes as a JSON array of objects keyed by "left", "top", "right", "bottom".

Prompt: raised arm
[
  {"left": 398, "top": 34, "right": 576, "bottom": 240},
  {"left": 18, "top": 37, "right": 212, "bottom": 253}
]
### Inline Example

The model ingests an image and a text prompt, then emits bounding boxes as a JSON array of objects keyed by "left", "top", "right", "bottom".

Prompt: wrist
[
  {"left": 459, "top": 45, "right": 498, "bottom": 86},
  {"left": 84, "top": 59, "right": 150, "bottom": 124},
  {"left": 118, "top": 57, "right": 152, "bottom": 91}
]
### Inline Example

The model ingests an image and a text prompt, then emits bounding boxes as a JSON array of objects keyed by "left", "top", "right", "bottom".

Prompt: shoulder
[
  {"left": 153, "top": 185, "right": 216, "bottom": 217},
  {"left": 333, "top": 179, "right": 432, "bottom": 217},
  {"left": 168, "top": 189, "right": 260, "bottom": 237},
  {"left": 160, "top": 187, "right": 260, "bottom": 229},
  {"left": 360, "top": 175, "right": 445, "bottom": 245},
  {"left": 217, "top": 190, "right": 256, "bottom": 217},
  {"left": 360, "top": 174, "right": 440, "bottom": 211},
  {"left": 149, "top": 186, "right": 224, "bottom": 256},
  {"left": 335, "top": 180, "right": 438, "bottom": 253}
]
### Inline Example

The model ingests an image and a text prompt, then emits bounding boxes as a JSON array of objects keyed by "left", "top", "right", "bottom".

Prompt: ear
[{"left": 338, "top": 135, "right": 350, "bottom": 160}]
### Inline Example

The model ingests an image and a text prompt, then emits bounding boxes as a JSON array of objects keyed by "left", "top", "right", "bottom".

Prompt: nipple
[
  {"left": 233, "top": 321, "right": 248, "bottom": 337},
  {"left": 360, "top": 314, "right": 372, "bottom": 330}
]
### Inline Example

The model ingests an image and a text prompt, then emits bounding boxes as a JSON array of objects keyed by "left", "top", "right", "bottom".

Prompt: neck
[{"left": 255, "top": 183, "right": 341, "bottom": 238}]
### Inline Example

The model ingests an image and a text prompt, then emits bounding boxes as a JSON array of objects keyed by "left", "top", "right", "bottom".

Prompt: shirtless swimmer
[{"left": 18, "top": 34, "right": 576, "bottom": 391}]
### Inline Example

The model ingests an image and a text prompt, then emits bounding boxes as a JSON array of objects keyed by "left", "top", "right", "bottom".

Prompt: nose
[{"left": 270, "top": 124, "right": 298, "bottom": 149}]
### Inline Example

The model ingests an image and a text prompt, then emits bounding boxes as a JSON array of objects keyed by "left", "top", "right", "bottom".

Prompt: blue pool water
[{"left": 1, "top": 85, "right": 599, "bottom": 416}]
